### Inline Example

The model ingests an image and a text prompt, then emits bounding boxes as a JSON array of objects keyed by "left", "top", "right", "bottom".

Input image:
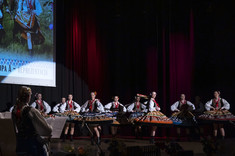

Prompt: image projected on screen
[{"left": 0, "top": 0, "right": 55, "bottom": 87}]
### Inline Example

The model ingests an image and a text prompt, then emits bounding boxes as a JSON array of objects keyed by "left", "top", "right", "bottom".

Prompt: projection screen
[{"left": 0, "top": 0, "right": 55, "bottom": 87}]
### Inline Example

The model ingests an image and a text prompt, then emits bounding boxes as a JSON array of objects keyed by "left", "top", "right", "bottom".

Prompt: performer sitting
[
  {"left": 52, "top": 97, "right": 66, "bottom": 113},
  {"left": 60, "top": 94, "right": 80, "bottom": 142},
  {"left": 81, "top": 92, "right": 104, "bottom": 145},
  {"left": 31, "top": 93, "right": 51, "bottom": 115},
  {"left": 105, "top": 96, "right": 127, "bottom": 137},
  {"left": 170, "top": 94, "right": 196, "bottom": 140},
  {"left": 203, "top": 91, "right": 232, "bottom": 139},
  {"left": 15, "top": 0, "right": 44, "bottom": 55},
  {"left": 127, "top": 95, "right": 146, "bottom": 138},
  {"left": 12, "top": 86, "right": 52, "bottom": 156}
]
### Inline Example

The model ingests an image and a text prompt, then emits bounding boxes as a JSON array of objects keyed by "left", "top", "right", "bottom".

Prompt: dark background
[{"left": 0, "top": 0, "right": 234, "bottom": 117}]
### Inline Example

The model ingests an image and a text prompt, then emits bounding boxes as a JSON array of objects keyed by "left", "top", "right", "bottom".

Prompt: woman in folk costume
[
  {"left": 15, "top": 0, "right": 44, "bottom": 54},
  {"left": 52, "top": 97, "right": 66, "bottom": 113},
  {"left": 31, "top": 93, "right": 51, "bottom": 114},
  {"left": 105, "top": 96, "right": 127, "bottom": 137},
  {"left": 148, "top": 92, "right": 160, "bottom": 144},
  {"left": 127, "top": 95, "right": 147, "bottom": 138},
  {"left": 200, "top": 91, "right": 235, "bottom": 139},
  {"left": 105, "top": 96, "right": 127, "bottom": 113},
  {"left": 127, "top": 95, "right": 147, "bottom": 113},
  {"left": 170, "top": 94, "right": 196, "bottom": 139},
  {"left": 12, "top": 86, "right": 52, "bottom": 156},
  {"left": 81, "top": 92, "right": 104, "bottom": 145},
  {"left": 135, "top": 91, "right": 172, "bottom": 144},
  {"left": 171, "top": 94, "right": 195, "bottom": 113},
  {"left": 61, "top": 94, "right": 80, "bottom": 142}
]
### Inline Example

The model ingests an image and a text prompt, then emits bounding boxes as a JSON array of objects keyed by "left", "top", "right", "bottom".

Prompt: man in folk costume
[
  {"left": 52, "top": 97, "right": 66, "bottom": 113},
  {"left": 62, "top": 94, "right": 80, "bottom": 142},
  {"left": 81, "top": 92, "right": 104, "bottom": 145},
  {"left": 105, "top": 96, "right": 127, "bottom": 137},
  {"left": 205, "top": 91, "right": 230, "bottom": 139},
  {"left": 171, "top": 94, "right": 195, "bottom": 140},
  {"left": 31, "top": 93, "right": 51, "bottom": 114},
  {"left": 15, "top": 0, "right": 44, "bottom": 54}
]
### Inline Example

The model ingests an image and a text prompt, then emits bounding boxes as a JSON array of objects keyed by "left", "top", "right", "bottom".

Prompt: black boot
[
  {"left": 97, "top": 137, "right": 101, "bottom": 145},
  {"left": 149, "top": 137, "right": 155, "bottom": 144},
  {"left": 70, "top": 135, "right": 73, "bottom": 142},
  {"left": 62, "top": 134, "right": 67, "bottom": 142}
]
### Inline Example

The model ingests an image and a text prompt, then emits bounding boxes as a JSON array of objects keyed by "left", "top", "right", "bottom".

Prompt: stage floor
[{"left": 50, "top": 138, "right": 207, "bottom": 156}]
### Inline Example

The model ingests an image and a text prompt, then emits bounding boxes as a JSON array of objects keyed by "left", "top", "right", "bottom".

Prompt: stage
[
  {"left": 50, "top": 138, "right": 203, "bottom": 156},
  {"left": 49, "top": 137, "right": 235, "bottom": 156}
]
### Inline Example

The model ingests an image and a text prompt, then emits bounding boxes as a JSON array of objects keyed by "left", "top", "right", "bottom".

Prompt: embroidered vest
[
  {"left": 110, "top": 102, "right": 124, "bottom": 112},
  {"left": 35, "top": 100, "right": 46, "bottom": 113},
  {"left": 133, "top": 102, "right": 142, "bottom": 112},
  {"left": 86, "top": 100, "right": 99, "bottom": 112},
  {"left": 212, "top": 98, "right": 224, "bottom": 109},
  {"left": 66, "top": 101, "right": 75, "bottom": 111},
  {"left": 177, "top": 101, "right": 187, "bottom": 109}
]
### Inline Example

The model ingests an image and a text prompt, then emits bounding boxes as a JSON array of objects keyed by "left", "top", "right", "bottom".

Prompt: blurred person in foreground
[{"left": 12, "top": 86, "right": 52, "bottom": 156}]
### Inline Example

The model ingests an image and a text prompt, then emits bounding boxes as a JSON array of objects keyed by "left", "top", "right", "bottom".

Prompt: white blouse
[
  {"left": 171, "top": 101, "right": 195, "bottom": 111},
  {"left": 31, "top": 100, "right": 51, "bottom": 114},
  {"left": 59, "top": 101, "right": 81, "bottom": 113},
  {"left": 148, "top": 98, "right": 161, "bottom": 112},
  {"left": 205, "top": 98, "right": 230, "bottom": 111},
  {"left": 127, "top": 102, "right": 147, "bottom": 112},
  {"left": 104, "top": 102, "right": 127, "bottom": 112},
  {"left": 81, "top": 99, "right": 104, "bottom": 113}
]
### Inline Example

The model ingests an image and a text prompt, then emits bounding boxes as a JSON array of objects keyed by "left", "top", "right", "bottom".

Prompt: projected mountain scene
[
  {"left": 0, "top": 0, "right": 55, "bottom": 87},
  {"left": 0, "top": 0, "right": 53, "bottom": 57}
]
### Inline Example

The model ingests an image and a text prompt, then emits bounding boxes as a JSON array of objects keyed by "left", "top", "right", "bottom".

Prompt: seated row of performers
[{"left": 9, "top": 90, "right": 232, "bottom": 144}]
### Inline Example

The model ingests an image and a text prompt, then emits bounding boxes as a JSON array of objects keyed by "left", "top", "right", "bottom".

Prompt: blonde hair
[
  {"left": 17, "top": 86, "right": 32, "bottom": 103},
  {"left": 14, "top": 86, "right": 32, "bottom": 117},
  {"left": 91, "top": 91, "right": 97, "bottom": 96}
]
